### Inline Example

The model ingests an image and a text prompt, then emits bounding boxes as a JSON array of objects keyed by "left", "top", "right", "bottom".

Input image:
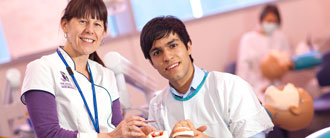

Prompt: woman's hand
[
  {"left": 141, "top": 125, "right": 157, "bottom": 136},
  {"left": 102, "top": 116, "right": 147, "bottom": 138}
]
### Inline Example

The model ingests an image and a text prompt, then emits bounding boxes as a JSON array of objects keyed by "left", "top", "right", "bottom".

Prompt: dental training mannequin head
[
  {"left": 259, "top": 4, "right": 281, "bottom": 36},
  {"left": 264, "top": 84, "right": 314, "bottom": 131}
]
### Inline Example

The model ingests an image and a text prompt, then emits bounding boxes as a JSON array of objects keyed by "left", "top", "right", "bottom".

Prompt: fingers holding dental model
[{"left": 170, "top": 120, "right": 212, "bottom": 138}]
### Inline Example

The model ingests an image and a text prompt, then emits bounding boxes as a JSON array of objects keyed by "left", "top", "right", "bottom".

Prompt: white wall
[
  {"left": 101, "top": 0, "right": 330, "bottom": 92},
  {"left": 0, "top": 0, "right": 67, "bottom": 58},
  {"left": 1, "top": 0, "right": 330, "bottom": 114}
]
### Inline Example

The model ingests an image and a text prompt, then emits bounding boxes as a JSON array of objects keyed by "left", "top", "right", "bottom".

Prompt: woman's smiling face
[{"left": 61, "top": 16, "right": 105, "bottom": 56}]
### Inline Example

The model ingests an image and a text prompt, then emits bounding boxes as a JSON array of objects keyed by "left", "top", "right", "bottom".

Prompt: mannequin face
[{"left": 265, "top": 87, "right": 314, "bottom": 131}]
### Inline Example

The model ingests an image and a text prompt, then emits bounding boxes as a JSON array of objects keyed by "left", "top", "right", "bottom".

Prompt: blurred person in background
[{"left": 236, "top": 4, "right": 291, "bottom": 102}]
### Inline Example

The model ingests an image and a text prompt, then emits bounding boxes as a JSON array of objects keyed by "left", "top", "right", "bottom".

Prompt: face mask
[{"left": 262, "top": 22, "right": 278, "bottom": 35}]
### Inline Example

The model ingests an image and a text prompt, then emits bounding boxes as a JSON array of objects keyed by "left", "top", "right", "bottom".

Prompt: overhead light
[{"left": 190, "top": 0, "right": 203, "bottom": 18}]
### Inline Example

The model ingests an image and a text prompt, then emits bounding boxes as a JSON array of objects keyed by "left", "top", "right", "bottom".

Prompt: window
[
  {"left": 106, "top": 0, "right": 136, "bottom": 37},
  {"left": 200, "top": 0, "right": 274, "bottom": 16},
  {"left": 130, "top": 0, "right": 275, "bottom": 31},
  {"left": 130, "top": 0, "right": 194, "bottom": 30},
  {"left": 108, "top": 15, "right": 119, "bottom": 37},
  {"left": 0, "top": 21, "right": 10, "bottom": 64}
]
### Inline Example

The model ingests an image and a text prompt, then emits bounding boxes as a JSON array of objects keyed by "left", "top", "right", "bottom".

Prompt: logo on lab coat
[
  {"left": 61, "top": 71, "right": 70, "bottom": 82},
  {"left": 60, "top": 71, "right": 75, "bottom": 89}
]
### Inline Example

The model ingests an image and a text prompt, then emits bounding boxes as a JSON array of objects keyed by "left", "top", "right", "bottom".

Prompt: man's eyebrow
[
  {"left": 150, "top": 47, "right": 160, "bottom": 53},
  {"left": 166, "top": 39, "right": 178, "bottom": 45},
  {"left": 150, "top": 38, "right": 179, "bottom": 53}
]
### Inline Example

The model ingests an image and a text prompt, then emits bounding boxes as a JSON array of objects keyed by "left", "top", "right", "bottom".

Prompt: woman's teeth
[{"left": 82, "top": 38, "right": 94, "bottom": 43}]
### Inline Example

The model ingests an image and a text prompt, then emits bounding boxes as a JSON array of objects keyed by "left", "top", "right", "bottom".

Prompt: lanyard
[
  {"left": 171, "top": 71, "right": 209, "bottom": 101},
  {"left": 56, "top": 49, "right": 99, "bottom": 133}
]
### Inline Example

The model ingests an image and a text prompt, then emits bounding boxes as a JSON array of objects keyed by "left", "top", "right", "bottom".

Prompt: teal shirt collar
[{"left": 169, "top": 65, "right": 205, "bottom": 98}]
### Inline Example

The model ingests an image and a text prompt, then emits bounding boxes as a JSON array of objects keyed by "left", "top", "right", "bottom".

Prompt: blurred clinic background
[{"left": 0, "top": 0, "right": 330, "bottom": 137}]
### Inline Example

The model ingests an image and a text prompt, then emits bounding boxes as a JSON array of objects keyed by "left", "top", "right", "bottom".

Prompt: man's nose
[{"left": 163, "top": 50, "right": 173, "bottom": 62}]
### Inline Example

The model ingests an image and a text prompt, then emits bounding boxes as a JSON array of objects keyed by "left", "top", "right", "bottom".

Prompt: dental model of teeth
[
  {"left": 172, "top": 127, "right": 194, "bottom": 138},
  {"left": 147, "top": 131, "right": 169, "bottom": 138}
]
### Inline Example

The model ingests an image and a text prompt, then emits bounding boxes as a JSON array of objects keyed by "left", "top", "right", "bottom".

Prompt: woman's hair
[
  {"left": 61, "top": 0, "right": 107, "bottom": 66},
  {"left": 259, "top": 4, "right": 281, "bottom": 26}
]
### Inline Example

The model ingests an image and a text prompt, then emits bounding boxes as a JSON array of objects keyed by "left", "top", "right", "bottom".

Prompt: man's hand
[{"left": 170, "top": 120, "right": 212, "bottom": 138}]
